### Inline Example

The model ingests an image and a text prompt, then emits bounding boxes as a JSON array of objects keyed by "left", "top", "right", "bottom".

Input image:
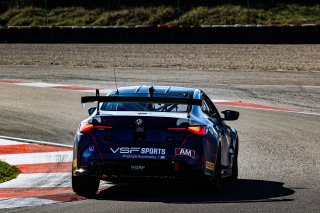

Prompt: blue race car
[{"left": 72, "top": 86, "right": 239, "bottom": 196}]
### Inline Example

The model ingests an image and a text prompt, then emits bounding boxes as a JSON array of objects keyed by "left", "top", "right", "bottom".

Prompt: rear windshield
[{"left": 100, "top": 102, "right": 188, "bottom": 112}]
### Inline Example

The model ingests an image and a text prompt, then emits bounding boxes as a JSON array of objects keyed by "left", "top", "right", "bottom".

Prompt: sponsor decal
[
  {"left": 110, "top": 147, "right": 166, "bottom": 160},
  {"left": 110, "top": 147, "right": 140, "bottom": 154},
  {"left": 73, "top": 159, "right": 77, "bottom": 168},
  {"left": 135, "top": 119, "right": 144, "bottom": 126},
  {"left": 131, "top": 165, "right": 146, "bottom": 171},
  {"left": 122, "top": 155, "right": 161, "bottom": 159},
  {"left": 141, "top": 148, "right": 165, "bottom": 155},
  {"left": 88, "top": 145, "right": 95, "bottom": 152},
  {"left": 175, "top": 148, "right": 195, "bottom": 158},
  {"left": 136, "top": 127, "right": 144, "bottom": 132},
  {"left": 206, "top": 161, "right": 214, "bottom": 171},
  {"left": 110, "top": 147, "right": 165, "bottom": 155}
]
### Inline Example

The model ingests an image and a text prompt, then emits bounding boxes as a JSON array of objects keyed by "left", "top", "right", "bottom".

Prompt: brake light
[
  {"left": 79, "top": 123, "right": 93, "bottom": 133},
  {"left": 167, "top": 126, "right": 206, "bottom": 135},
  {"left": 94, "top": 125, "right": 113, "bottom": 130},
  {"left": 187, "top": 126, "right": 206, "bottom": 135},
  {"left": 167, "top": 127, "right": 187, "bottom": 131},
  {"left": 79, "top": 124, "right": 112, "bottom": 133}
]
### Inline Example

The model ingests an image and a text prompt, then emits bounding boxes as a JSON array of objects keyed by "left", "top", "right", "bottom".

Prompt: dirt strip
[{"left": 1, "top": 44, "right": 320, "bottom": 72}]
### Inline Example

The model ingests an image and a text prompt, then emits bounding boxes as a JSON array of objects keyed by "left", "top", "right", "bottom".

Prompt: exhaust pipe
[{"left": 74, "top": 168, "right": 88, "bottom": 176}]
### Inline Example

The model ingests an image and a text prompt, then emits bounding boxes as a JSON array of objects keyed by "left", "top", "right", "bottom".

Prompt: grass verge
[
  {"left": 0, "top": 4, "right": 319, "bottom": 26},
  {"left": 0, "top": 161, "right": 20, "bottom": 183}
]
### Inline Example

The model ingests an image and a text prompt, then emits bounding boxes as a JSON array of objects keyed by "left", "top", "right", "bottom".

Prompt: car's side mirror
[
  {"left": 221, "top": 110, "right": 239, "bottom": 121},
  {"left": 88, "top": 107, "right": 96, "bottom": 115}
]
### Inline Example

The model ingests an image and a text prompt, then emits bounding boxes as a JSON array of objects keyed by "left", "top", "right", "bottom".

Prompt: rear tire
[
  {"left": 212, "top": 148, "right": 222, "bottom": 192},
  {"left": 72, "top": 175, "right": 100, "bottom": 197},
  {"left": 227, "top": 141, "right": 238, "bottom": 182}
]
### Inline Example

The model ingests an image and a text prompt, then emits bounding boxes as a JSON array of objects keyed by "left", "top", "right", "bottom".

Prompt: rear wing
[
  {"left": 81, "top": 89, "right": 201, "bottom": 117},
  {"left": 81, "top": 96, "right": 202, "bottom": 106}
]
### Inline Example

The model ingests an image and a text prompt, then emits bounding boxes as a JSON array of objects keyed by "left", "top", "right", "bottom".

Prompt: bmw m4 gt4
[{"left": 72, "top": 86, "right": 239, "bottom": 196}]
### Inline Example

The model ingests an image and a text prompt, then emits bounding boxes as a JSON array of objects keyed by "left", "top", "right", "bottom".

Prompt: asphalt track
[
  {"left": 0, "top": 81, "right": 319, "bottom": 213},
  {"left": 0, "top": 46, "right": 319, "bottom": 212}
]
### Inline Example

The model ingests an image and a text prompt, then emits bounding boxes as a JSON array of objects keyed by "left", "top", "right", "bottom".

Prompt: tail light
[
  {"left": 167, "top": 127, "right": 187, "bottom": 131},
  {"left": 167, "top": 126, "right": 206, "bottom": 136},
  {"left": 79, "top": 123, "right": 93, "bottom": 133},
  {"left": 187, "top": 126, "right": 206, "bottom": 135},
  {"left": 94, "top": 125, "right": 113, "bottom": 130},
  {"left": 79, "top": 123, "right": 112, "bottom": 133}
]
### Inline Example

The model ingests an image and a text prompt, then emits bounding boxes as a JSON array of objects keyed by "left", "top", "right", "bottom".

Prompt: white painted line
[
  {"left": 0, "top": 197, "right": 59, "bottom": 209},
  {"left": 15, "top": 82, "right": 65, "bottom": 88},
  {"left": 0, "top": 151, "right": 72, "bottom": 165},
  {"left": 79, "top": 89, "right": 113, "bottom": 94},
  {"left": 0, "top": 135, "right": 72, "bottom": 148},
  {"left": 213, "top": 103, "right": 291, "bottom": 112},
  {"left": 0, "top": 138, "right": 27, "bottom": 145},
  {"left": 216, "top": 103, "right": 320, "bottom": 116},
  {"left": 212, "top": 99, "right": 235, "bottom": 102},
  {"left": 76, "top": 90, "right": 96, "bottom": 93},
  {"left": 0, "top": 173, "right": 71, "bottom": 188},
  {"left": 296, "top": 111, "right": 320, "bottom": 116}
]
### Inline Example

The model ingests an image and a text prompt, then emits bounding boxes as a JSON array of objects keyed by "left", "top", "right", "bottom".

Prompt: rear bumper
[
  {"left": 74, "top": 159, "right": 206, "bottom": 181},
  {"left": 73, "top": 132, "right": 216, "bottom": 181}
]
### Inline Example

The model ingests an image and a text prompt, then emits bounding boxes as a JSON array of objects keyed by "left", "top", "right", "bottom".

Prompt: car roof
[{"left": 109, "top": 86, "right": 196, "bottom": 98}]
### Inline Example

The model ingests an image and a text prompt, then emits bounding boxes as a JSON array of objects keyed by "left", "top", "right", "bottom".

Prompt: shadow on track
[{"left": 96, "top": 179, "right": 294, "bottom": 204}]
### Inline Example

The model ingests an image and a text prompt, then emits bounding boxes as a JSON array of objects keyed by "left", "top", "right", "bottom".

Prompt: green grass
[
  {"left": 0, "top": 161, "right": 20, "bottom": 183},
  {"left": 0, "top": 4, "right": 319, "bottom": 26}
]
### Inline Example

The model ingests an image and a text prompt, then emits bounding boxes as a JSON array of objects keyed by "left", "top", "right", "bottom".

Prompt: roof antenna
[
  {"left": 96, "top": 89, "right": 100, "bottom": 115},
  {"left": 149, "top": 86, "right": 155, "bottom": 97},
  {"left": 186, "top": 92, "right": 192, "bottom": 119},
  {"left": 113, "top": 68, "right": 119, "bottom": 95}
]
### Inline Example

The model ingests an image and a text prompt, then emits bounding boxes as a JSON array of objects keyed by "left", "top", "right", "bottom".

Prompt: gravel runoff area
[
  {"left": 0, "top": 44, "right": 319, "bottom": 113},
  {"left": 1, "top": 44, "right": 320, "bottom": 71}
]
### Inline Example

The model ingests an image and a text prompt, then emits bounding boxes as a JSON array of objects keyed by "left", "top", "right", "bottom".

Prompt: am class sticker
[{"left": 175, "top": 148, "right": 195, "bottom": 158}]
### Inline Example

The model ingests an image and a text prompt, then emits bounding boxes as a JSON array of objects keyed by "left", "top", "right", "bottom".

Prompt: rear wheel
[
  {"left": 227, "top": 141, "right": 238, "bottom": 182},
  {"left": 72, "top": 175, "right": 100, "bottom": 197},
  {"left": 212, "top": 148, "right": 222, "bottom": 192},
  {"left": 231, "top": 142, "right": 239, "bottom": 181}
]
